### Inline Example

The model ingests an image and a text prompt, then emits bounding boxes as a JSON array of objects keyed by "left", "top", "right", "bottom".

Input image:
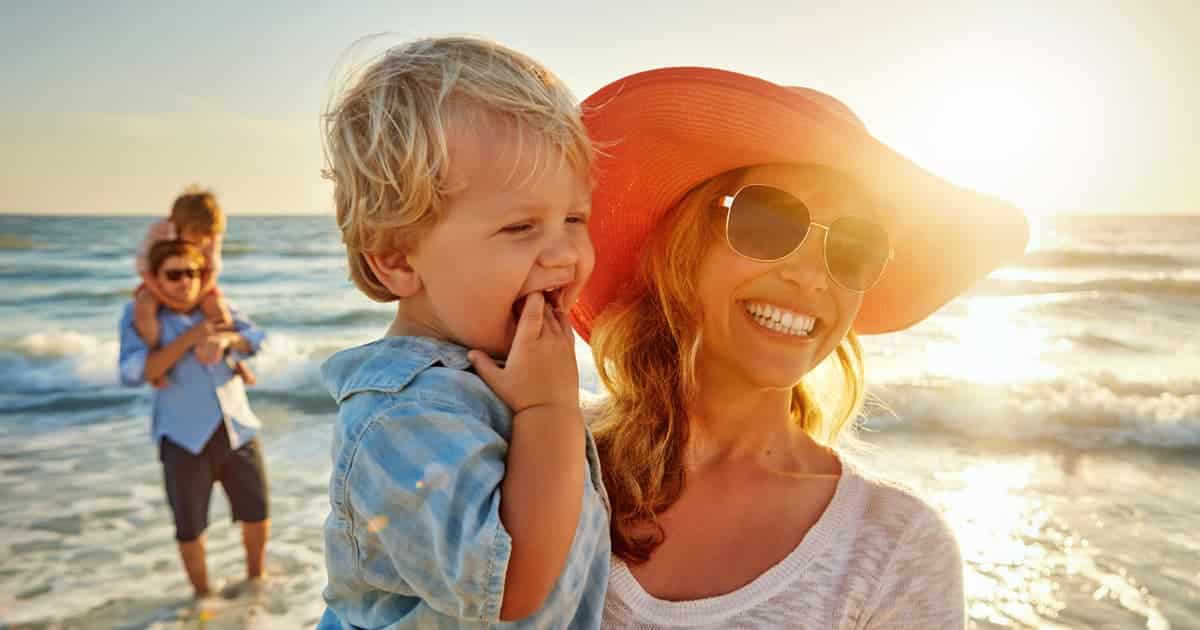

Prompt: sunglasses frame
[
  {"left": 718, "top": 185, "right": 894, "bottom": 292},
  {"left": 159, "top": 267, "right": 203, "bottom": 283}
]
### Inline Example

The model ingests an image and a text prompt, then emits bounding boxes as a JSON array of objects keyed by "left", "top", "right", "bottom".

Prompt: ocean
[{"left": 1, "top": 214, "right": 1197, "bottom": 629}]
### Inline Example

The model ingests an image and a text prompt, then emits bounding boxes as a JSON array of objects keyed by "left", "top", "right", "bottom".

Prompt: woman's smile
[{"left": 740, "top": 300, "right": 823, "bottom": 340}]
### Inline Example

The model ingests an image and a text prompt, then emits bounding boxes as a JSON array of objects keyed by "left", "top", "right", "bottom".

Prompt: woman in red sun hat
[{"left": 572, "top": 67, "right": 1028, "bottom": 628}]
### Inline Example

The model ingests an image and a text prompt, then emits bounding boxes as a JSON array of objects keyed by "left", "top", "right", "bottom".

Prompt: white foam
[
  {"left": 869, "top": 374, "right": 1200, "bottom": 450},
  {"left": 5, "top": 330, "right": 120, "bottom": 390},
  {"left": 7, "top": 326, "right": 1198, "bottom": 453}
]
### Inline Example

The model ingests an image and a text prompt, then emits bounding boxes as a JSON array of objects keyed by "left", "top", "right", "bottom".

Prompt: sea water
[{"left": 1, "top": 214, "right": 1197, "bottom": 628}]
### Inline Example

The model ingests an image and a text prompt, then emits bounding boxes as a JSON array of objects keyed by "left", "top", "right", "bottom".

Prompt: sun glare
[
  {"left": 937, "top": 460, "right": 1071, "bottom": 628},
  {"left": 915, "top": 74, "right": 1054, "bottom": 203},
  {"left": 926, "top": 297, "right": 1054, "bottom": 385},
  {"left": 881, "top": 44, "right": 1112, "bottom": 218}
]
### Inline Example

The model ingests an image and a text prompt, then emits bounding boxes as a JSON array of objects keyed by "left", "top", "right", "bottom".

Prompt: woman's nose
[{"left": 777, "top": 226, "right": 828, "bottom": 290}]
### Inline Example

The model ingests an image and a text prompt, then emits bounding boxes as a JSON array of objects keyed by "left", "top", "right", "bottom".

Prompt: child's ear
[{"left": 364, "top": 251, "right": 423, "bottom": 298}]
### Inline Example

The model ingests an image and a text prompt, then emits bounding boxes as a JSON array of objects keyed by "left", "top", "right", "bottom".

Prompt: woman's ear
[{"left": 364, "top": 251, "right": 423, "bottom": 298}]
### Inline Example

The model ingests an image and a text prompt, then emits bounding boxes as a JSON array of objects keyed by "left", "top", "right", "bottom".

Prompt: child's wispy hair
[{"left": 323, "top": 35, "right": 593, "bottom": 301}]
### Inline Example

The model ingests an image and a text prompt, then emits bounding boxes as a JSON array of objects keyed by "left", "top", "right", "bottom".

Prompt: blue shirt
[
  {"left": 117, "top": 301, "right": 266, "bottom": 454},
  {"left": 318, "top": 336, "right": 610, "bottom": 629}
]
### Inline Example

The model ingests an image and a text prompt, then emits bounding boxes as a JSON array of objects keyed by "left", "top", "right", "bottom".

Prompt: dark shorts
[{"left": 160, "top": 424, "right": 269, "bottom": 542}]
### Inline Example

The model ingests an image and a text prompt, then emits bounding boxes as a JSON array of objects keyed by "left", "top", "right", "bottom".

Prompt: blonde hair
[
  {"left": 169, "top": 185, "right": 225, "bottom": 236},
  {"left": 590, "top": 169, "right": 867, "bottom": 564},
  {"left": 323, "top": 35, "right": 594, "bottom": 301}
]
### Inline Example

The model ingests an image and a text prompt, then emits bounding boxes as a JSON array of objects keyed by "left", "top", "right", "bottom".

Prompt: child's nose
[{"left": 539, "top": 234, "right": 581, "bottom": 268}]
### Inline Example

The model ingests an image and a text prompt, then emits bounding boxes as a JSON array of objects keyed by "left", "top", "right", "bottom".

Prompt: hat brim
[{"left": 571, "top": 67, "right": 1029, "bottom": 341}]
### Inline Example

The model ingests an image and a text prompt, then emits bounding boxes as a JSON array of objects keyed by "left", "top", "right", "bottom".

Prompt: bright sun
[
  {"left": 877, "top": 58, "right": 1111, "bottom": 218},
  {"left": 913, "top": 74, "right": 1053, "bottom": 204}
]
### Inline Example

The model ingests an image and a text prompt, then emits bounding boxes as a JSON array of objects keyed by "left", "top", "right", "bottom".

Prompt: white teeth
[{"left": 742, "top": 302, "right": 815, "bottom": 337}]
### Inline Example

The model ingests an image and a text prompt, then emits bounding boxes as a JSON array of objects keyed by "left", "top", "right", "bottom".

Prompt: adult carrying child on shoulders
[{"left": 118, "top": 238, "right": 271, "bottom": 599}]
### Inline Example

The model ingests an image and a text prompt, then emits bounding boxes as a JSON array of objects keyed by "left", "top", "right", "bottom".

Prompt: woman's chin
[{"left": 735, "top": 346, "right": 823, "bottom": 389}]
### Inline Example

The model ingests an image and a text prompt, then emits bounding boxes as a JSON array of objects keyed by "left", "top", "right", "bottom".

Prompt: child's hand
[
  {"left": 194, "top": 332, "right": 240, "bottom": 365},
  {"left": 183, "top": 320, "right": 218, "bottom": 345},
  {"left": 182, "top": 321, "right": 221, "bottom": 363},
  {"left": 194, "top": 339, "right": 222, "bottom": 365},
  {"left": 468, "top": 291, "right": 580, "bottom": 415}
]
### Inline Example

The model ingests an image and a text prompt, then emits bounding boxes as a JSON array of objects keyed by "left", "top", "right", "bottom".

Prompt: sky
[{"left": 1, "top": 0, "right": 1197, "bottom": 216}]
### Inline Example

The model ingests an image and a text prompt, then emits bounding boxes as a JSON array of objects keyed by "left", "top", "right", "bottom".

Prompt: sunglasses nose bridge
[
  {"left": 773, "top": 224, "right": 830, "bottom": 290},
  {"left": 162, "top": 269, "right": 200, "bottom": 283},
  {"left": 792, "top": 221, "right": 830, "bottom": 258}
]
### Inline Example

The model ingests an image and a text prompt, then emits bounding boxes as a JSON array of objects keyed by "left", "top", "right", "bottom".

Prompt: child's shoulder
[{"left": 321, "top": 336, "right": 505, "bottom": 420}]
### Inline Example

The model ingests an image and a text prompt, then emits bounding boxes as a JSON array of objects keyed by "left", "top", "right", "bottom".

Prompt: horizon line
[{"left": 3, "top": 210, "right": 1199, "bottom": 219}]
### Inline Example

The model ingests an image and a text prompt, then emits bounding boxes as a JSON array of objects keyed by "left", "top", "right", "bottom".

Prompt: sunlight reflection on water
[
  {"left": 926, "top": 297, "right": 1057, "bottom": 385},
  {"left": 918, "top": 453, "right": 1177, "bottom": 630}
]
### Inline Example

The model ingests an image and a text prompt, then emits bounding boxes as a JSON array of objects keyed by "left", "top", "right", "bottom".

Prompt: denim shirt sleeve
[
  {"left": 117, "top": 302, "right": 147, "bottom": 387},
  {"left": 343, "top": 397, "right": 513, "bottom": 622},
  {"left": 227, "top": 304, "right": 265, "bottom": 360}
]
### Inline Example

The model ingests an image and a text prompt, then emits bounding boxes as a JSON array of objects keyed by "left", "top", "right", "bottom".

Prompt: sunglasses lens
[
  {"left": 826, "top": 216, "right": 890, "bottom": 290},
  {"left": 163, "top": 269, "right": 197, "bottom": 282},
  {"left": 727, "top": 186, "right": 811, "bottom": 260}
]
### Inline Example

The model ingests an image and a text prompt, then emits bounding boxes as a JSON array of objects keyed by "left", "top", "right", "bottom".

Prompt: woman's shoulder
[
  {"left": 834, "top": 457, "right": 966, "bottom": 624},
  {"left": 838, "top": 457, "right": 961, "bottom": 556}
]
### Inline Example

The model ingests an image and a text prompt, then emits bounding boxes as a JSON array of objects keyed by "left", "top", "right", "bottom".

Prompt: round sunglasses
[
  {"left": 159, "top": 267, "right": 203, "bottom": 283},
  {"left": 717, "top": 185, "right": 893, "bottom": 292}
]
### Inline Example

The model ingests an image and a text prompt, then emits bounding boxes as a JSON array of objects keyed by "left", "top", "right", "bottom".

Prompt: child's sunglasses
[
  {"left": 717, "top": 185, "right": 893, "bottom": 292},
  {"left": 160, "top": 268, "right": 202, "bottom": 282}
]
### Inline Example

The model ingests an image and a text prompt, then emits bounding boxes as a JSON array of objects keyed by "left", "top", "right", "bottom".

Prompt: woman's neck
[
  {"left": 684, "top": 362, "right": 837, "bottom": 476},
  {"left": 686, "top": 384, "right": 797, "bottom": 468}
]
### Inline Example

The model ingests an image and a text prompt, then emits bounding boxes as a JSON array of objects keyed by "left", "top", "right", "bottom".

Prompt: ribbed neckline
[{"left": 607, "top": 457, "right": 869, "bottom": 627}]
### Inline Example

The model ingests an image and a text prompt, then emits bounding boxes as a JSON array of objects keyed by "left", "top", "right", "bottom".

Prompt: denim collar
[{"left": 321, "top": 336, "right": 472, "bottom": 404}]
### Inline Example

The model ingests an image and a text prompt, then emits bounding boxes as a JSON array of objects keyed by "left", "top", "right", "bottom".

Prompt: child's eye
[
  {"left": 566, "top": 213, "right": 589, "bottom": 225},
  {"left": 501, "top": 223, "right": 534, "bottom": 234}
]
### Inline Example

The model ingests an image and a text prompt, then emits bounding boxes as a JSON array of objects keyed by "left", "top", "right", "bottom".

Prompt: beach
[{"left": 1, "top": 214, "right": 1197, "bottom": 629}]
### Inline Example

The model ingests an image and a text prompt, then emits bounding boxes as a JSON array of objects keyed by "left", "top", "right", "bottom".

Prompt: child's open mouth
[{"left": 511, "top": 287, "right": 566, "bottom": 320}]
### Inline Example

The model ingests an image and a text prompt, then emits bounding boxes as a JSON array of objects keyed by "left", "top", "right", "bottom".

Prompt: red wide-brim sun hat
[{"left": 570, "top": 67, "right": 1029, "bottom": 341}]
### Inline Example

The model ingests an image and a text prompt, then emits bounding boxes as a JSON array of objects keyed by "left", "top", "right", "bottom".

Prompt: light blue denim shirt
[
  {"left": 117, "top": 301, "right": 266, "bottom": 454},
  {"left": 318, "top": 336, "right": 610, "bottom": 629}
]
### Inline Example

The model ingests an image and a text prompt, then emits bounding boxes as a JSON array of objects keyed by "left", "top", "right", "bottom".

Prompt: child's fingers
[
  {"left": 543, "top": 302, "right": 562, "bottom": 337},
  {"left": 467, "top": 350, "right": 503, "bottom": 388},
  {"left": 544, "top": 306, "right": 575, "bottom": 348},
  {"left": 553, "top": 306, "right": 573, "bottom": 338},
  {"left": 514, "top": 292, "right": 546, "bottom": 343}
]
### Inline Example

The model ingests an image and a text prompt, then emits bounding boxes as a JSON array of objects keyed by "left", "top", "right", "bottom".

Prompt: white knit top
[{"left": 601, "top": 459, "right": 966, "bottom": 629}]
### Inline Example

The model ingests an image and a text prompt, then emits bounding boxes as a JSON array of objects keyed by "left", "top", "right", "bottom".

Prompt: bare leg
[
  {"left": 199, "top": 289, "right": 232, "bottom": 326},
  {"left": 134, "top": 286, "right": 169, "bottom": 389},
  {"left": 233, "top": 361, "right": 257, "bottom": 385},
  {"left": 241, "top": 519, "right": 270, "bottom": 579},
  {"left": 178, "top": 536, "right": 211, "bottom": 597},
  {"left": 134, "top": 286, "right": 163, "bottom": 347}
]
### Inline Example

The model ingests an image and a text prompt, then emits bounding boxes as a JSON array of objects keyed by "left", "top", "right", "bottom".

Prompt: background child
[
  {"left": 133, "top": 187, "right": 255, "bottom": 385},
  {"left": 316, "top": 36, "right": 610, "bottom": 628}
]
